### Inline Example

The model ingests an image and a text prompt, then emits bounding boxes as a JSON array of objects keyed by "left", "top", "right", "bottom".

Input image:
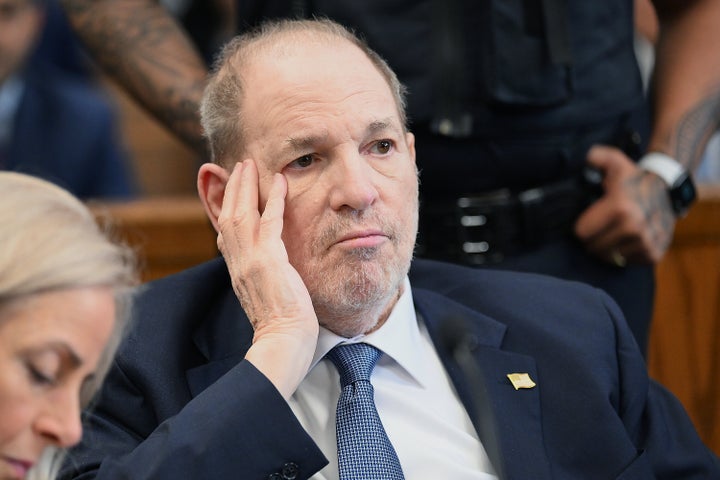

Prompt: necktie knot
[{"left": 326, "top": 343, "right": 382, "bottom": 387}]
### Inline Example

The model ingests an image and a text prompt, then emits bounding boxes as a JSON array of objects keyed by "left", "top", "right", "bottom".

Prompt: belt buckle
[{"left": 455, "top": 191, "right": 514, "bottom": 265}]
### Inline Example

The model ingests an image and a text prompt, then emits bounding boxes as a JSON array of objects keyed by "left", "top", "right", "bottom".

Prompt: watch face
[{"left": 670, "top": 174, "right": 697, "bottom": 216}]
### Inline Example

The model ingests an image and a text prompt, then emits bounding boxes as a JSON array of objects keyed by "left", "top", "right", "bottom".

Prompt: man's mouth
[{"left": 334, "top": 229, "right": 388, "bottom": 249}]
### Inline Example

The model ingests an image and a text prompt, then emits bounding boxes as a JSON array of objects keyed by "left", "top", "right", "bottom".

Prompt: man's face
[
  {"left": 0, "top": 0, "right": 41, "bottom": 84},
  {"left": 240, "top": 38, "right": 418, "bottom": 326}
]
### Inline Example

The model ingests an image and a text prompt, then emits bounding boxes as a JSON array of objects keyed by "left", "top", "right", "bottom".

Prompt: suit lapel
[
  {"left": 186, "top": 288, "right": 253, "bottom": 397},
  {"left": 414, "top": 287, "right": 553, "bottom": 480}
]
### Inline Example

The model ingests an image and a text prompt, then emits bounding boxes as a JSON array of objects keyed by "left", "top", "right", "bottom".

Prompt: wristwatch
[{"left": 638, "top": 152, "right": 697, "bottom": 217}]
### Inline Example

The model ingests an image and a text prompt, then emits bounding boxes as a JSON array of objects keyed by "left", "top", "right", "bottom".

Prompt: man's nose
[
  {"left": 327, "top": 154, "right": 379, "bottom": 211},
  {"left": 34, "top": 393, "right": 83, "bottom": 448}
]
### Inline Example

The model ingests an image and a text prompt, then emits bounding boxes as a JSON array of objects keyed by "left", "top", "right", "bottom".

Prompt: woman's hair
[
  {"left": 200, "top": 17, "right": 408, "bottom": 166},
  {"left": 0, "top": 172, "right": 138, "bottom": 480}
]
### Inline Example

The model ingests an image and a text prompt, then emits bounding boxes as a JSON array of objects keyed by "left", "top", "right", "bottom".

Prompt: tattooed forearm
[
  {"left": 630, "top": 172, "right": 675, "bottom": 258},
  {"left": 60, "top": 0, "right": 209, "bottom": 157},
  {"left": 671, "top": 87, "right": 720, "bottom": 171}
]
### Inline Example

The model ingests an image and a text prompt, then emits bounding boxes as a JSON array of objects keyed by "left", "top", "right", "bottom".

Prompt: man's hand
[
  {"left": 217, "top": 160, "right": 318, "bottom": 399},
  {"left": 575, "top": 145, "right": 676, "bottom": 265}
]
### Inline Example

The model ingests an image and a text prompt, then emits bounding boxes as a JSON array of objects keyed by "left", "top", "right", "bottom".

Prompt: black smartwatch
[{"left": 638, "top": 153, "right": 697, "bottom": 217}]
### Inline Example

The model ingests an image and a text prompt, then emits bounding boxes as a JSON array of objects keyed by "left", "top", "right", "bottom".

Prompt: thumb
[{"left": 586, "top": 145, "right": 632, "bottom": 187}]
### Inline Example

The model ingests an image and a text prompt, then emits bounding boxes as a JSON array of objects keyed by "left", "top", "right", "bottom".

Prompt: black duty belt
[{"left": 417, "top": 168, "right": 604, "bottom": 265}]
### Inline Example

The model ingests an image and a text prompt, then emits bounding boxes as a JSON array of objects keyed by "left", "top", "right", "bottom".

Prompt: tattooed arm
[
  {"left": 649, "top": 0, "right": 720, "bottom": 170},
  {"left": 59, "top": 0, "right": 210, "bottom": 158},
  {"left": 575, "top": 0, "right": 720, "bottom": 265}
]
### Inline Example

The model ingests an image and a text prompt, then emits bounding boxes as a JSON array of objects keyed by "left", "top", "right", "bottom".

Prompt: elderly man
[{"left": 60, "top": 19, "right": 718, "bottom": 480}]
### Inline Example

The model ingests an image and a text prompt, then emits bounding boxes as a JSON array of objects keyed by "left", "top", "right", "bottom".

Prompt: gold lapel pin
[{"left": 507, "top": 373, "right": 536, "bottom": 390}]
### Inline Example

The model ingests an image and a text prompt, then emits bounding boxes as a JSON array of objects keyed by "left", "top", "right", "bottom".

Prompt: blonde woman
[{"left": 0, "top": 172, "right": 137, "bottom": 480}]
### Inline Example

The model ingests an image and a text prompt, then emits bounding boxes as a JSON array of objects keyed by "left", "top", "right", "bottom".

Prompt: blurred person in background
[
  {"left": 29, "top": 0, "right": 94, "bottom": 80},
  {"left": 0, "top": 0, "right": 137, "bottom": 199},
  {"left": 0, "top": 171, "right": 137, "bottom": 480}
]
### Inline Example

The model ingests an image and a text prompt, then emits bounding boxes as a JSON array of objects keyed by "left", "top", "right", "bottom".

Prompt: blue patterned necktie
[{"left": 326, "top": 343, "right": 405, "bottom": 480}]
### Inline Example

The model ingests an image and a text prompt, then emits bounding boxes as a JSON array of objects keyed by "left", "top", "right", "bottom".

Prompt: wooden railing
[
  {"left": 89, "top": 196, "right": 217, "bottom": 282},
  {"left": 647, "top": 184, "right": 720, "bottom": 455},
  {"left": 89, "top": 186, "right": 720, "bottom": 455}
]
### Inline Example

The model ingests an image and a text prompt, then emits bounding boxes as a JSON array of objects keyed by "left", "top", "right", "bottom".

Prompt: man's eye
[
  {"left": 371, "top": 140, "right": 393, "bottom": 155},
  {"left": 289, "top": 154, "right": 314, "bottom": 169}
]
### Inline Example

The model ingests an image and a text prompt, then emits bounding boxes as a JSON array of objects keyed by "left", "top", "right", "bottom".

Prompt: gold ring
[{"left": 611, "top": 250, "right": 627, "bottom": 268}]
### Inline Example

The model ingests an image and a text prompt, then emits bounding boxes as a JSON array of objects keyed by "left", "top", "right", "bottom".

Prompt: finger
[
  {"left": 258, "top": 173, "right": 288, "bottom": 242},
  {"left": 585, "top": 223, "right": 643, "bottom": 262},
  {"left": 238, "top": 159, "right": 260, "bottom": 221},
  {"left": 218, "top": 161, "right": 243, "bottom": 224},
  {"left": 585, "top": 145, "right": 618, "bottom": 174},
  {"left": 217, "top": 160, "right": 262, "bottom": 262},
  {"left": 583, "top": 220, "right": 622, "bottom": 253},
  {"left": 577, "top": 195, "right": 659, "bottom": 264},
  {"left": 219, "top": 158, "right": 261, "bottom": 251},
  {"left": 577, "top": 193, "right": 645, "bottom": 251},
  {"left": 579, "top": 216, "right": 633, "bottom": 265},
  {"left": 604, "top": 234, "right": 653, "bottom": 266},
  {"left": 575, "top": 196, "right": 615, "bottom": 242},
  {"left": 586, "top": 145, "right": 636, "bottom": 187}
]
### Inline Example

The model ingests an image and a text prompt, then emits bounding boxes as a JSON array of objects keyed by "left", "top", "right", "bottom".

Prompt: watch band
[
  {"left": 637, "top": 152, "right": 685, "bottom": 186},
  {"left": 638, "top": 151, "right": 697, "bottom": 217}
]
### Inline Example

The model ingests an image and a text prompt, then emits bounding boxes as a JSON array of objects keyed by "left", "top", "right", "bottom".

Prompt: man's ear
[
  {"left": 197, "top": 163, "right": 230, "bottom": 232},
  {"left": 406, "top": 132, "right": 416, "bottom": 164}
]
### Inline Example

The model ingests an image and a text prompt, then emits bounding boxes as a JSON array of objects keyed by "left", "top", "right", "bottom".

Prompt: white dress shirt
[{"left": 288, "top": 277, "right": 498, "bottom": 479}]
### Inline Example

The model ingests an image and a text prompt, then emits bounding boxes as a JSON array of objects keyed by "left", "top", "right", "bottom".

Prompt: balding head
[{"left": 200, "top": 18, "right": 408, "bottom": 166}]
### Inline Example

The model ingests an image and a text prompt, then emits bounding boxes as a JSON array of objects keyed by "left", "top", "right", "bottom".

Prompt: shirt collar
[{"left": 310, "top": 276, "right": 430, "bottom": 387}]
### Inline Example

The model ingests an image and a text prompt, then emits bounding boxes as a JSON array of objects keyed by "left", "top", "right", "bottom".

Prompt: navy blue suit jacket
[
  {"left": 61, "top": 258, "right": 719, "bottom": 479},
  {"left": 4, "top": 65, "right": 135, "bottom": 199}
]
